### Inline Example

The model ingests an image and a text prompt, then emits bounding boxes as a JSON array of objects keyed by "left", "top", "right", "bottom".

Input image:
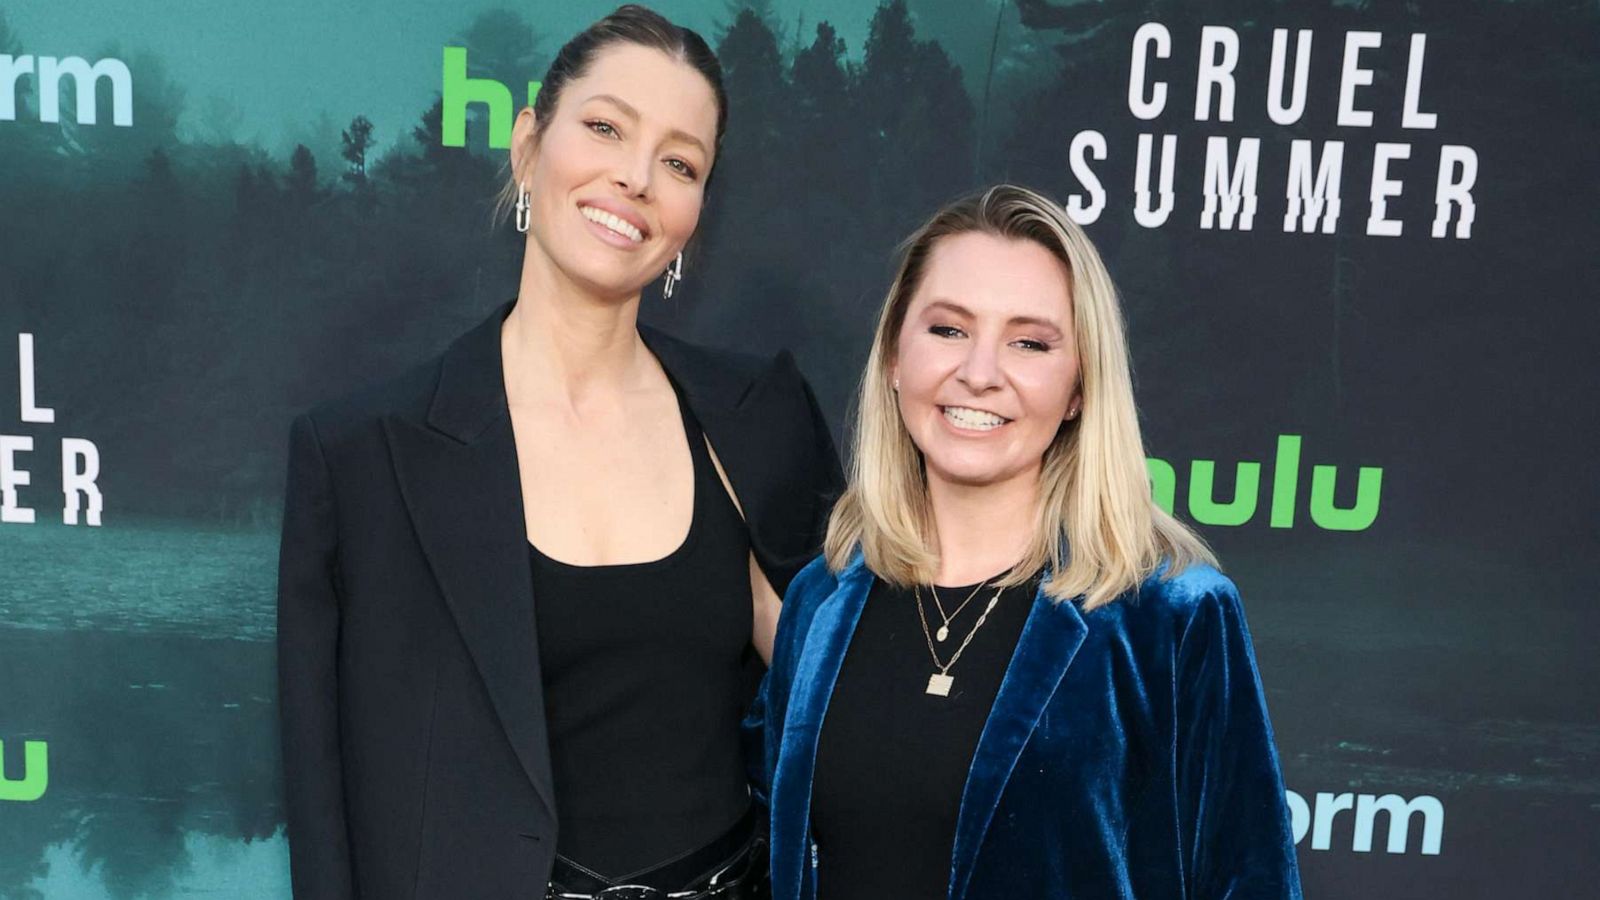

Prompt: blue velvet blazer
[{"left": 750, "top": 551, "right": 1303, "bottom": 900}]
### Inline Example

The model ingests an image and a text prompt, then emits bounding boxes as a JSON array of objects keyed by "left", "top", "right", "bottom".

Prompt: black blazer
[{"left": 276, "top": 301, "right": 842, "bottom": 899}]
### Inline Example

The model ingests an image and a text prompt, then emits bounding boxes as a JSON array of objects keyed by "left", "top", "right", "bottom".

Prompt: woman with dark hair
[
  {"left": 277, "top": 7, "right": 839, "bottom": 898},
  {"left": 753, "top": 185, "right": 1300, "bottom": 899}
]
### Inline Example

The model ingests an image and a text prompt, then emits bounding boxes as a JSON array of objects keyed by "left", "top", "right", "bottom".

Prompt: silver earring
[
  {"left": 892, "top": 378, "right": 900, "bottom": 392},
  {"left": 514, "top": 185, "right": 530, "bottom": 233},
  {"left": 662, "top": 252, "right": 684, "bottom": 298}
]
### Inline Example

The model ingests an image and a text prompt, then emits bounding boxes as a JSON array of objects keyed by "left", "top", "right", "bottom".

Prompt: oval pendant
[{"left": 936, "top": 625, "right": 949, "bottom": 642}]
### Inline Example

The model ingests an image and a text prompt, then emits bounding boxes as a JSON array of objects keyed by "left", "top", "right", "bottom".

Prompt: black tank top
[{"left": 528, "top": 387, "right": 754, "bottom": 877}]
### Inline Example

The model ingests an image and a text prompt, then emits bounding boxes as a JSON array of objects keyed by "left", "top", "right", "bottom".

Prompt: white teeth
[
  {"left": 943, "top": 406, "right": 1006, "bottom": 430},
  {"left": 580, "top": 205, "right": 643, "bottom": 243}
]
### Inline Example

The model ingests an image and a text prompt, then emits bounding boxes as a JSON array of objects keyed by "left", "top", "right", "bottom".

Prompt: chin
[
  {"left": 924, "top": 457, "right": 1015, "bottom": 489},
  {"left": 562, "top": 254, "right": 649, "bottom": 300}
]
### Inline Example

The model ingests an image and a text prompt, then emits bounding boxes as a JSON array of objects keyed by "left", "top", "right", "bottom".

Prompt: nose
[
  {"left": 613, "top": 144, "right": 654, "bottom": 200},
  {"left": 955, "top": 340, "right": 1002, "bottom": 393}
]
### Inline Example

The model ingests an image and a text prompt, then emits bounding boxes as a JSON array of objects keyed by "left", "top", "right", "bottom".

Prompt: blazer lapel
[
  {"left": 384, "top": 302, "right": 558, "bottom": 820},
  {"left": 949, "top": 587, "right": 1088, "bottom": 900},
  {"left": 769, "top": 555, "right": 874, "bottom": 897},
  {"left": 641, "top": 327, "right": 832, "bottom": 594}
]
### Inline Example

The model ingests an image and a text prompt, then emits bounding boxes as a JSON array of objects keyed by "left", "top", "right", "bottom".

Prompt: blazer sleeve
[
  {"left": 743, "top": 556, "right": 831, "bottom": 809},
  {"left": 277, "top": 413, "right": 355, "bottom": 899},
  {"left": 742, "top": 673, "right": 774, "bottom": 810},
  {"left": 797, "top": 367, "right": 844, "bottom": 552},
  {"left": 1174, "top": 581, "right": 1304, "bottom": 900},
  {"left": 750, "top": 351, "right": 844, "bottom": 596}
]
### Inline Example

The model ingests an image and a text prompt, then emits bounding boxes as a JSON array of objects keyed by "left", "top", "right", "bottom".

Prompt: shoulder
[
  {"left": 1090, "top": 560, "right": 1243, "bottom": 640},
  {"left": 784, "top": 554, "right": 843, "bottom": 610},
  {"left": 1128, "top": 561, "right": 1256, "bottom": 659},
  {"left": 294, "top": 354, "right": 440, "bottom": 451},
  {"left": 641, "top": 325, "right": 813, "bottom": 410},
  {"left": 770, "top": 554, "right": 846, "bottom": 672},
  {"left": 295, "top": 300, "right": 511, "bottom": 452},
  {"left": 1137, "top": 561, "right": 1241, "bottom": 613},
  {"left": 642, "top": 324, "right": 774, "bottom": 383}
]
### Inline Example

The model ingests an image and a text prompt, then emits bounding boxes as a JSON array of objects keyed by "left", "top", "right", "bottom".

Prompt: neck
[
  {"left": 926, "top": 469, "right": 1040, "bottom": 586},
  {"left": 503, "top": 245, "right": 649, "bottom": 408}
]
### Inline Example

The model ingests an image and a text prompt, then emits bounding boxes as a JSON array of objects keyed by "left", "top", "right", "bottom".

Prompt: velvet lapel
[
  {"left": 948, "top": 586, "right": 1088, "bottom": 900},
  {"left": 769, "top": 554, "right": 874, "bottom": 898},
  {"left": 383, "top": 302, "right": 557, "bottom": 820}
]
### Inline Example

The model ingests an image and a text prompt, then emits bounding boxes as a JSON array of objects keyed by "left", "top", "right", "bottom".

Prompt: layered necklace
[{"left": 913, "top": 579, "right": 1005, "bottom": 697}]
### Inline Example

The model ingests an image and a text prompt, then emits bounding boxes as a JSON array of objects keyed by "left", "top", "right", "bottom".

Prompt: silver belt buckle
[{"left": 594, "top": 886, "right": 660, "bottom": 900}]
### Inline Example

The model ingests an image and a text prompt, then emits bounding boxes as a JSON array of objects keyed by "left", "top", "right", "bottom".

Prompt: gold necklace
[
  {"left": 928, "top": 580, "right": 988, "bottom": 642},
  {"left": 914, "top": 584, "right": 1003, "bottom": 697}
]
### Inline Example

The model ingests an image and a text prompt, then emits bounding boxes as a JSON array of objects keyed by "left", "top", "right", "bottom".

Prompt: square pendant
[{"left": 926, "top": 673, "right": 954, "bottom": 697}]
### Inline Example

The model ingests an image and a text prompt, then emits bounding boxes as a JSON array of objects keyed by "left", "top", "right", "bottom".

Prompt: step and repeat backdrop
[{"left": 2, "top": 0, "right": 1596, "bottom": 897}]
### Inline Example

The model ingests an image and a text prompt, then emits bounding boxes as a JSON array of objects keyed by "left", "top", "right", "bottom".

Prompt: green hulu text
[
  {"left": 0, "top": 739, "right": 48, "bottom": 802},
  {"left": 1148, "top": 434, "right": 1382, "bottom": 531},
  {"left": 440, "top": 47, "right": 541, "bottom": 149}
]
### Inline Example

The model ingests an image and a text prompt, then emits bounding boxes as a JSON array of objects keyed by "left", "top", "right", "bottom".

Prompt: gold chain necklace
[
  {"left": 928, "top": 580, "right": 988, "bottom": 642},
  {"left": 914, "top": 583, "right": 1003, "bottom": 697}
]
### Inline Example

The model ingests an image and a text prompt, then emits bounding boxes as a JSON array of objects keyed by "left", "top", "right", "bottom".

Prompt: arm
[
  {"left": 1175, "top": 580, "right": 1303, "bottom": 900},
  {"left": 703, "top": 437, "right": 786, "bottom": 665},
  {"left": 277, "top": 414, "right": 355, "bottom": 899},
  {"left": 750, "top": 553, "right": 782, "bottom": 664}
]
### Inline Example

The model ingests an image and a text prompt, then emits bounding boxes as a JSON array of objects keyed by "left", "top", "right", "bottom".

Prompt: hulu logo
[
  {"left": 1148, "top": 434, "right": 1383, "bottom": 531},
  {"left": 440, "top": 47, "right": 541, "bottom": 149},
  {"left": 0, "top": 739, "right": 48, "bottom": 802}
]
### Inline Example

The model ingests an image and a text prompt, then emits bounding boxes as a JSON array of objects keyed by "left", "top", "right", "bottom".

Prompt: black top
[
  {"left": 528, "top": 387, "right": 755, "bottom": 878},
  {"left": 810, "top": 573, "right": 1038, "bottom": 900}
]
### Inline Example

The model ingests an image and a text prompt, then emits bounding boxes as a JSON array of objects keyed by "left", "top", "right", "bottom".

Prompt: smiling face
[
  {"left": 511, "top": 42, "right": 718, "bottom": 300},
  {"left": 892, "top": 231, "right": 1082, "bottom": 494}
]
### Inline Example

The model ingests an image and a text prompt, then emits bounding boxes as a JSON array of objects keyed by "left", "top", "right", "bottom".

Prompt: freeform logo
[
  {"left": 1148, "top": 434, "right": 1382, "bottom": 531},
  {"left": 439, "top": 47, "right": 541, "bottom": 150},
  {"left": 2, "top": 333, "right": 104, "bottom": 526},
  {"left": 0, "top": 739, "right": 48, "bottom": 803},
  {"left": 1287, "top": 788, "right": 1444, "bottom": 855},
  {"left": 0, "top": 53, "right": 132, "bottom": 126}
]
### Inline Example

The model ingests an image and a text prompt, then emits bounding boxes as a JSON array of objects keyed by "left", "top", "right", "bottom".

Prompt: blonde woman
[{"left": 752, "top": 185, "right": 1301, "bottom": 899}]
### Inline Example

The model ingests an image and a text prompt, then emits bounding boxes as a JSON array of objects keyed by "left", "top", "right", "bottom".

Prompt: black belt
[{"left": 545, "top": 806, "right": 768, "bottom": 900}]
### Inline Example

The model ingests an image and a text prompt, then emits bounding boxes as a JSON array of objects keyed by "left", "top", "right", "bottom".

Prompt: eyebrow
[
  {"left": 923, "top": 299, "right": 1064, "bottom": 334},
  {"left": 584, "top": 93, "right": 709, "bottom": 155}
]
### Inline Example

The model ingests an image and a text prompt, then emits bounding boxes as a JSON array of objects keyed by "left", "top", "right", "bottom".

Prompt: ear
[
  {"left": 509, "top": 106, "right": 540, "bottom": 184},
  {"left": 1065, "top": 385, "right": 1083, "bottom": 421}
]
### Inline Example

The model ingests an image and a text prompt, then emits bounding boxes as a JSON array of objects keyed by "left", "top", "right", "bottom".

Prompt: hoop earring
[
  {"left": 662, "top": 252, "right": 684, "bottom": 298},
  {"left": 514, "top": 185, "right": 531, "bottom": 234}
]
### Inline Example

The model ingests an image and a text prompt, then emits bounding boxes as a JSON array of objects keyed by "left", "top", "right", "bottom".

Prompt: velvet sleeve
[
  {"left": 742, "top": 674, "right": 774, "bottom": 810},
  {"left": 276, "top": 414, "right": 355, "bottom": 899},
  {"left": 1174, "top": 579, "right": 1304, "bottom": 899},
  {"left": 743, "top": 556, "right": 831, "bottom": 810}
]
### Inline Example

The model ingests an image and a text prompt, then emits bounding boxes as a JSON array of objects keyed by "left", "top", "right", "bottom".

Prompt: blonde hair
[{"left": 823, "top": 184, "right": 1214, "bottom": 610}]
